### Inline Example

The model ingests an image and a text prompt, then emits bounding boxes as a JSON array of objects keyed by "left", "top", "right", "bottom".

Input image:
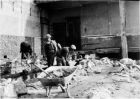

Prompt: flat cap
[
  {"left": 71, "top": 44, "right": 76, "bottom": 50},
  {"left": 45, "top": 34, "right": 51, "bottom": 38}
]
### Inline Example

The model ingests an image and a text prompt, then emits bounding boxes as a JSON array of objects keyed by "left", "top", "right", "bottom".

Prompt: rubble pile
[
  {"left": 68, "top": 57, "right": 140, "bottom": 98},
  {"left": 0, "top": 78, "right": 28, "bottom": 98},
  {"left": 72, "top": 57, "right": 140, "bottom": 77},
  {"left": 10, "top": 56, "right": 47, "bottom": 74},
  {"left": 29, "top": 56, "right": 140, "bottom": 98},
  {"left": 1, "top": 56, "right": 140, "bottom": 98},
  {"left": 0, "top": 55, "right": 48, "bottom": 75},
  {"left": 70, "top": 56, "right": 114, "bottom": 76}
]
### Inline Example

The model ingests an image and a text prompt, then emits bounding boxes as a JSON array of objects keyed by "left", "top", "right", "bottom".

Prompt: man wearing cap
[
  {"left": 56, "top": 45, "right": 76, "bottom": 66},
  {"left": 44, "top": 34, "right": 58, "bottom": 67},
  {"left": 69, "top": 44, "right": 77, "bottom": 60}
]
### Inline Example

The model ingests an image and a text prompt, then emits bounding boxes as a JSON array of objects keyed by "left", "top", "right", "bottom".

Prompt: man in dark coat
[
  {"left": 44, "top": 34, "right": 58, "bottom": 67},
  {"left": 20, "top": 40, "right": 32, "bottom": 59}
]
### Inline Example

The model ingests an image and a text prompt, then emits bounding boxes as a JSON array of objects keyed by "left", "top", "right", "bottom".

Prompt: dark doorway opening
[
  {"left": 53, "top": 22, "right": 67, "bottom": 46},
  {"left": 66, "top": 17, "right": 81, "bottom": 50},
  {"left": 52, "top": 17, "right": 81, "bottom": 50}
]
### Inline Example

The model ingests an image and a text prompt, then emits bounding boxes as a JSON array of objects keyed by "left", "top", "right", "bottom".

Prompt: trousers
[{"left": 46, "top": 53, "right": 55, "bottom": 67}]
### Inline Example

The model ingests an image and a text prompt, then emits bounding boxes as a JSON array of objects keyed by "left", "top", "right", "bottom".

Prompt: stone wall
[
  {"left": 0, "top": 0, "right": 41, "bottom": 59},
  {"left": 0, "top": 35, "right": 24, "bottom": 59}
]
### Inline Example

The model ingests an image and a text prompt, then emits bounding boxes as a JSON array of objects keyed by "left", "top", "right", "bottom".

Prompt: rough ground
[
  {"left": 1, "top": 57, "right": 140, "bottom": 99},
  {"left": 21, "top": 72, "right": 140, "bottom": 99}
]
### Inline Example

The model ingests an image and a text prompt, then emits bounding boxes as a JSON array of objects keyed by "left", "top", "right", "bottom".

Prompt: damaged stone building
[{"left": 0, "top": 0, "right": 140, "bottom": 59}]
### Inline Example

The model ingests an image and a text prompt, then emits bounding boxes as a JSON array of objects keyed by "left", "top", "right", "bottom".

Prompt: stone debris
[
  {"left": 0, "top": 78, "right": 29, "bottom": 98},
  {"left": 13, "top": 78, "right": 28, "bottom": 95},
  {"left": 1, "top": 57, "right": 140, "bottom": 98},
  {"left": 0, "top": 78, "right": 17, "bottom": 98},
  {"left": 87, "top": 87, "right": 112, "bottom": 99}
]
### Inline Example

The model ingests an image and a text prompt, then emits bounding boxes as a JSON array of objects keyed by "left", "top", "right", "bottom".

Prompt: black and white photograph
[{"left": 0, "top": 0, "right": 140, "bottom": 98}]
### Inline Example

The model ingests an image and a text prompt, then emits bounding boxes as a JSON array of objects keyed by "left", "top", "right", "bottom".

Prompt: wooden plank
[
  {"left": 81, "top": 35, "right": 140, "bottom": 53},
  {"left": 127, "top": 35, "right": 140, "bottom": 48},
  {"left": 119, "top": 0, "right": 128, "bottom": 58},
  {"left": 128, "top": 47, "right": 140, "bottom": 52},
  {"left": 81, "top": 36, "right": 121, "bottom": 50},
  {"left": 1, "top": 67, "right": 46, "bottom": 79},
  {"left": 96, "top": 48, "right": 120, "bottom": 54},
  {"left": 1, "top": 66, "right": 76, "bottom": 79}
]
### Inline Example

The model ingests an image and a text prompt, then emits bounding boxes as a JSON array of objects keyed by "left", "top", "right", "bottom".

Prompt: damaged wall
[
  {"left": 81, "top": 1, "right": 140, "bottom": 52},
  {"left": 0, "top": 0, "right": 41, "bottom": 59},
  {"left": 81, "top": 2, "right": 121, "bottom": 36},
  {"left": 2, "top": 1, "right": 139, "bottom": 59},
  {"left": 125, "top": 1, "right": 140, "bottom": 35},
  {"left": 81, "top": 2, "right": 111, "bottom": 36},
  {"left": 50, "top": 7, "right": 81, "bottom": 23},
  {"left": 49, "top": 1, "right": 140, "bottom": 53}
]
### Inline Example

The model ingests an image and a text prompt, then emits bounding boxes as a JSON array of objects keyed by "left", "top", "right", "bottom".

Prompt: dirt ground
[
  {"left": 69, "top": 74, "right": 140, "bottom": 99},
  {"left": 18, "top": 70, "right": 140, "bottom": 99},
  {"left": 1, "top": 57, "right": 140, "bottom": 99}
]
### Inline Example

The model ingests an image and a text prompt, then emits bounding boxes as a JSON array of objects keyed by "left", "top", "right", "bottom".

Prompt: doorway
[
  {"left": 52, "top": 17, "right": 81, "bottom": 50},
  {"left": 52, "top": 22, "right": 67, "bottom": 46},
  {"left": 66, "top": 17, "right": 81, "bottom": 50}
]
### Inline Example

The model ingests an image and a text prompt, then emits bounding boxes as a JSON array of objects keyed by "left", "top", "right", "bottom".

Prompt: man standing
[
  {"left": 20, "top": 40, "right": 32, "bottom": 59},
  {"left": 44, "top": 34, "right": 58, "bottom": 67}
]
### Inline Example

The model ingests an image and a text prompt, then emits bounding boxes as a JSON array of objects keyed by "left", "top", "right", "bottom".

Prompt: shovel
[{"left": 34, "top": 64, "right": 50, "bottom": 77}]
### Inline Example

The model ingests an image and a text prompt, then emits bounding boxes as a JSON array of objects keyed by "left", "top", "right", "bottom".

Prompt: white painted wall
[
  {"left": 0, "top": 0, "right": 42, "bottom": 58},
  {"left": 0, "top": 0, "right": 40, "bottom": 37}
]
